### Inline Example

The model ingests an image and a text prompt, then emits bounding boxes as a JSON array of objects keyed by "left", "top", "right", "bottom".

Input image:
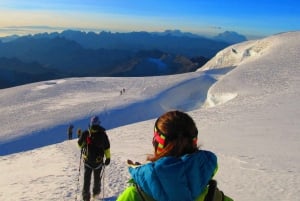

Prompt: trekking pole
[
  {"left": 75, "top": 149, "right": 83, "bottom": 201},
  {"left": 100, "top": 164, "right": 106, "bottom": 200}
]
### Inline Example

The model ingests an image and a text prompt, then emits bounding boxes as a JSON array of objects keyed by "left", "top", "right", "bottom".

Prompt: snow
[{"left": 0, "top": 31, "right": 300, "bottom": 201}]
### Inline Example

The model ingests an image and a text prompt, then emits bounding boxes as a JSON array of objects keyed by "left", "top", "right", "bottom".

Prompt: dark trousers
[{"left": 82, "top": 164, "right": 102, "bottom": 201}]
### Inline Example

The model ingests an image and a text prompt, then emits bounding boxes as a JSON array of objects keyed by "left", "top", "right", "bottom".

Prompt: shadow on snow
[{"left": 0, "top": 67, "right": 234, "bottom": 156}]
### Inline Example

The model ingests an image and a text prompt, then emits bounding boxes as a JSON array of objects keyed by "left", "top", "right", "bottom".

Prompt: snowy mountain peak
[{"left": 198, "top": 31, "right": 299, "bottom": 71}]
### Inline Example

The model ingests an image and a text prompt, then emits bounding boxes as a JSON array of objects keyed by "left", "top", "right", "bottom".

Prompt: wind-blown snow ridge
[
  {"left": 204, "top": 92, "right": 238, "bottom": 108},
  {"left": 32, "top": 79, "right": 66, "bottom": 91}
]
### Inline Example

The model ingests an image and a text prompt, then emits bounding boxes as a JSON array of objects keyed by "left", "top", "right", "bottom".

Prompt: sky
[
  {"left": 0, "top": 31, "right": 299, "bottom": 201},
  {"left": 0, "top": 0, "right": 299, "bottom": 39}
]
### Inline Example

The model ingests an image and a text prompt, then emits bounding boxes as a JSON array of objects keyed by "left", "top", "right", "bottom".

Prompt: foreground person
[{"left": 117, "top": 110, "right": 233, "bottom": 201}]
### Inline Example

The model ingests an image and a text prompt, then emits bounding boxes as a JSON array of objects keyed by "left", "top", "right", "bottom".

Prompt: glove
[
  {"left": 127, "top": 159, "right": 141, "bottom": 166},
  {"left": 104, "top": 158, "right": 110, "bottom": 166}
]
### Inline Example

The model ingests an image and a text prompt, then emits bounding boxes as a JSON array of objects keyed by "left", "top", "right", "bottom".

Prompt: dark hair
[{"left": 149, "top": 110, "right": 198, "bottom": 162}]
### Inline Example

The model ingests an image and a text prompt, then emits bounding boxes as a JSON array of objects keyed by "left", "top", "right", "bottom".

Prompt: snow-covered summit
[
  {"left": 200, "top": 31, "right": 299, "bottom": 107},
  {"left": 199, "top": 31, "right": 298, "bottom": 70}
]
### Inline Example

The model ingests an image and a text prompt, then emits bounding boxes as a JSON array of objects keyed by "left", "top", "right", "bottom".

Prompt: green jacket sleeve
[
  {"left": 116, "top": 186, "right": 140, "bottom": 201},
  {"left": 195, "top": 186, "right": 234, "bottom": 201},
  {"left": 117, "top": 185, "right": 155, "bottom": 201}
]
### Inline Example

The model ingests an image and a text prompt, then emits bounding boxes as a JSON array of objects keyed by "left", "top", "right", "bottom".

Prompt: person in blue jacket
[{"left": 117, "top": 110, "right": 233, "bottom": 201}]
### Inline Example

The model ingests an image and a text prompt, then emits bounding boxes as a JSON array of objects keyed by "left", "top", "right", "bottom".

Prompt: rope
[{"left": 84, "top": 162, "right": 103, "bottom": 170}]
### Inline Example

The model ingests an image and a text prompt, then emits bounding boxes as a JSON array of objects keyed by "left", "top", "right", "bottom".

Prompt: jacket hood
[{"left": 129, "top": 150, "right": 217, "bottom": 201}]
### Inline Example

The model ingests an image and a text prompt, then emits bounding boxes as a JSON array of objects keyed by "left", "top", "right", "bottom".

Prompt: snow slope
[{"left": 0, "top": 31, "right": 299, "bottom": 201}]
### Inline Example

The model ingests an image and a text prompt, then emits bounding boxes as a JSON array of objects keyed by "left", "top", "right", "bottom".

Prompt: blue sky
[{"left": 0, "top": 0, "right": 299, "bottom": 38}]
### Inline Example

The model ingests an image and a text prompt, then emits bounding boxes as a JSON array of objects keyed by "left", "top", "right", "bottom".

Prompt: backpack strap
[
  {"left": 204, "top": 180, "right": 225, "bottom": 201},
  {"left": 133, "top": 183, "right": 156, "bottom": 201},
  {"left": 135, "top": 184, "right": 147, "bottom": 201},
  {"left": 205, "top": 180, "right": 217, "bottom": 201}
]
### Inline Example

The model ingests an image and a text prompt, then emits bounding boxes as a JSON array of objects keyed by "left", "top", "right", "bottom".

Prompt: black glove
[{"left": 104, "top": 158, "right": 110, "bottom": 166}]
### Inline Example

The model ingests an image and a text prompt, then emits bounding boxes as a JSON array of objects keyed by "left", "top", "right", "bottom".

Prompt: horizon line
[{"left": 0, "top": 25, "right": 269, "bottom": 40}]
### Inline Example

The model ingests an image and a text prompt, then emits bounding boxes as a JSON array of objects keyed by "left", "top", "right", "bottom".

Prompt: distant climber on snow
[{"left": 68, "top": 124, "right": 74, "bottom": 140}]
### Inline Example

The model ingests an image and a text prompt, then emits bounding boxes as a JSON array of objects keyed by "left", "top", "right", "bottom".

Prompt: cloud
[
  {"left": 208, "top": 26, "right": 222, "bottom": 30},
  {"left": 0, "top": 26, "right": 65, "bottom": 37}
]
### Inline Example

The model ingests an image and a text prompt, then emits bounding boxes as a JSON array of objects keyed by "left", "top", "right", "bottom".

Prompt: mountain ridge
[{"left": 0, "top": 29, "right": 246, "bottom": 89}]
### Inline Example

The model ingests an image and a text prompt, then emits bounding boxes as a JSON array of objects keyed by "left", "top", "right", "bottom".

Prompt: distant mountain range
[
  {"left": 0, "top": 30, "right": 247, "bottom": 89},
  {"left": 213, "top": 31, "right": 247, "bottom": 44}
]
